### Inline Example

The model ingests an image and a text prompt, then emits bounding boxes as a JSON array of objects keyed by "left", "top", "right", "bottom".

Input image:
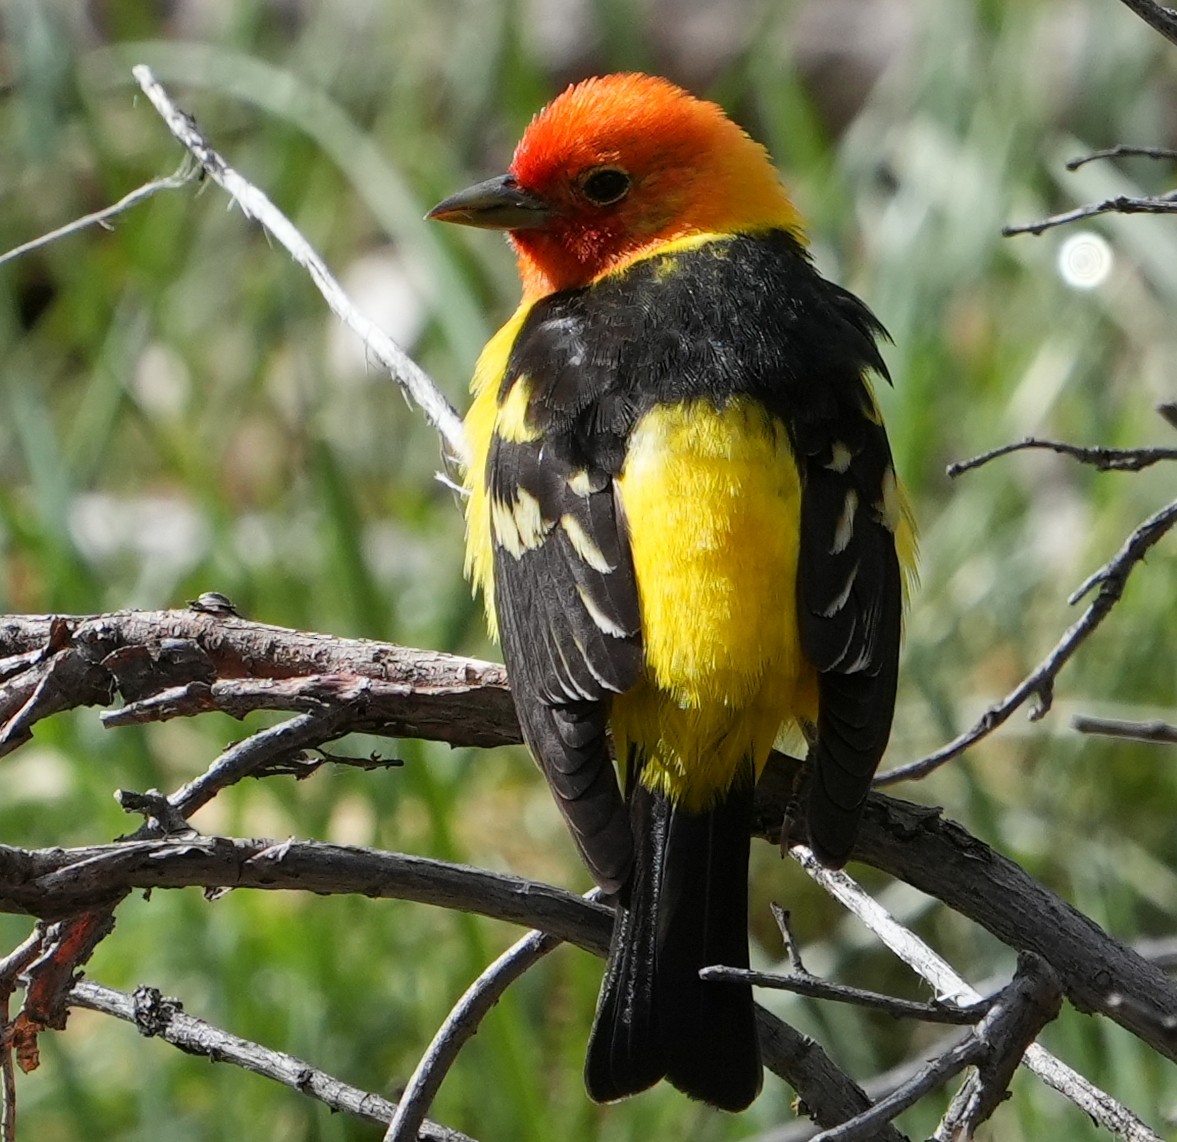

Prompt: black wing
[
  {"left": 792, "top": 286, "right": 904, "bottom": 867},
  {"left": 488, "top": 309, "right": 643, "bottom": 894}
]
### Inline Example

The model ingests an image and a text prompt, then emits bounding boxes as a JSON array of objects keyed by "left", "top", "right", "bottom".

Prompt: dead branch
[
  {"left": 876, "top": 497, "right": 1177, "bottom": 785},
  {"left": 385, "top": 926, "right": 564, "bottom": 1142},
  {"left": 0, "top": 609, "right": 516, "bottom": 756},
  {"left": 0, "top": 837, "right": 612, "bottom": 951},
  {"left": 754, "top": 1009, "right": 908, "bottom": 1142},
  {"left": 699, "top": 966, "right": 986, "bottom": 1026},
  {"left": 69, "top": 981, "right": 474, "bottom": 1142},
  {"left": 931, "top": 955, "right": 1063, "bottom": 1141},
  {"left": 1002, "top": 193, "right": 1177, "bottom": 237},
  {"left": 947, "top": 436, "right": 1177, "bottom": 477},
  {"left": 1116, "top": 0, "right": 1177, "bottom": 48},
  {"left": 1072, "top": 715, "right": 1177, "bottom": 744},
  {"left": 130, "top": 65, "right": 469, "bottom": 467},
  {"left": 769, "top": 781, "right": 1177, "bottom": 1068},
  {"left": 0, "top": 161, "right": 200, "bottom": 269},
  {"left": 1066, "top": 145, "right": 1177, "bottom": 170},
  {"left": 786, "top": 844, "right": 1159, "bottom": 1142}
]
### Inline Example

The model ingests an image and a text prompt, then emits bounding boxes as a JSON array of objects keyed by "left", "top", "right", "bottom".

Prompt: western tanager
[{"left": 430, "top": 73, "right": 915, "bottom": 1113}]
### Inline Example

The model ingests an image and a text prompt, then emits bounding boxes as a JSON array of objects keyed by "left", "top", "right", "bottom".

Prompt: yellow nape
[{"left": 612, "top": 398, "right": 816, "bottom": 812}]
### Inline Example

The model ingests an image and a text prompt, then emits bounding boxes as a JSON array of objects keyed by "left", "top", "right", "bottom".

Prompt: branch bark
[
  {"left": 0, "top": 609, "right": 516, "bottom": 756},
  {"left": 1117, "top": 0, "right": 1177, "bottom": 48},
  {"left": 759, "top": 774, "right": 1177, "bottom": 1064},
  {"left": 70, "top": 981, "right": 475, "bottom": 1142}
]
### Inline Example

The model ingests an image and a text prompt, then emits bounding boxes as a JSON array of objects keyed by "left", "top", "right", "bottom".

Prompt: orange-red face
[{"left": 430, "top": 74, "right": 802, "bottom": 297}]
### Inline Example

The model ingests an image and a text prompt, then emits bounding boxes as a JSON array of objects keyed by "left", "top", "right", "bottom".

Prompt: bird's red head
[{"left": 430, "top": 74, "right": 804, "bottom": 297}]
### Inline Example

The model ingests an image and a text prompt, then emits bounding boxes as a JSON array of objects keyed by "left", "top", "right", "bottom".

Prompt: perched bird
[{"left": 430, "top": 73, "right": 915, "bottom": 1113}]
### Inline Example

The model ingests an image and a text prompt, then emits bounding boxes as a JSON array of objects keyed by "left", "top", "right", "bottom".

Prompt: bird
[{"left": 429, "top": 73, "right": 916, "bottom": 1113}]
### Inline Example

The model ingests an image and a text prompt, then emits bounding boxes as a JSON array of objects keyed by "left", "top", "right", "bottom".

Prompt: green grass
[{"left": 2, "top": 1, "right": 1177, "bottom": 1138}]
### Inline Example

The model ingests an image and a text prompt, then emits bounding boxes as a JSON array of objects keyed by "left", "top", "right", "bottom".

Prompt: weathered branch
[
  {"left": 0, "top": 161, "right": 199, "bottom": 269},
  {"left": 754, "top": 1009, "right": 908, "bottom": 1142},
  {"left": 1072, "top": 715, "right": 1177, "bottom": 744},
  {"left": 765, "top": 781, "right": 1177, "bottom": 1067},
  {"left": 1003, "top": 192, "right": 1177, "bottom": 237},
  {"left": 700, "top": 966, "right": 986, "bottom": 1026},
  {"left": 0, "top": 609, "right": 516, "bottom": 756},
  {"left": 947, "top": 435, "right": 1177, "bottom": 477},
  {"left": 0, "top": 837, "right": 612, "bottom": 951},
  {"left": 1116, "top": 0, "right": 1177, "bottom": 48},
  {"left": 385, "top": 927, "right": 563, "bottom": 1142},
  {"left": 69, "top": 981, "right": 475, "bottom": 1142},
  {"left": 786, "top": 844, "right": 1159, "bottom": 1141},
  {"left": 876, "top": 497, "right": 1177, "bottom": 785},
  {"left": 931, "top": 954, "right": 1063, "bottom": 1141},
  {"left": 130, "top": 66, "right": 469, "bottom": 467}
]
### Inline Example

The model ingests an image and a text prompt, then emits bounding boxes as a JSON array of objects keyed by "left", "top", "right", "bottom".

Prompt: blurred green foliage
[{"left": 2, "top": 0, "right": 1176, "bottom": 1138}]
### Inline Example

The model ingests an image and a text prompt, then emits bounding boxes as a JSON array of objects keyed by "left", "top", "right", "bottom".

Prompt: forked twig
[
  {"left": 794, "top": 847, "right": 1162, "bottom": 1142},
  {"left": 878, "top": 498, "right": 1177, "bottom": 785}
]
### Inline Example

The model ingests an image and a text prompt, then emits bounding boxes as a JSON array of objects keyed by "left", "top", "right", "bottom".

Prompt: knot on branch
[{"left": 131, "top": 986, "right": 183, "bottom": 1038}]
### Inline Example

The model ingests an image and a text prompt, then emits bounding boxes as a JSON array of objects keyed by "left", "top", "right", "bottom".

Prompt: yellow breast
[{"left": 611, "top": 398, "right": 816, "bottom": 810}]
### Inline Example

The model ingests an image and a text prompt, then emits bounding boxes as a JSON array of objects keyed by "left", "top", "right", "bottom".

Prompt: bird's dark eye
[{"left": 580, "top": 166, "right": 631, "bottom": 206}]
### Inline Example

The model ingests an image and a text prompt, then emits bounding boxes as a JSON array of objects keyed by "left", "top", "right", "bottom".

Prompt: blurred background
[{"left": 2, "top": 0, "right": 1177, "bottom": 1139}]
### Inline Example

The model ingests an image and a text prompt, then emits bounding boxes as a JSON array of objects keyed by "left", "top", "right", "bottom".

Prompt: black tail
[{"left": 583, "top": 770, "right": 762, "bottom": 1112}]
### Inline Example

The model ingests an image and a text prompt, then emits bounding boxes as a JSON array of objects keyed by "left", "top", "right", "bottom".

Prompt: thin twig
[
  {"left": 793, "top": 847, "right": 1163, "bottom": 1142},
  {"left": 812, "top": 1036, "right": 981, "bottom": 1142},
  {"left": 1072, "top": 715, "right": 1177, "bottom": 744},
  {"left": 68, "top": 981, "right": 474, "bottom": 1142},
  {"left": 0, "top": 935, "right": 36, "bottom": 1142},
  {"left": 811, "top": 959, "right": 1061, "bottom": 1142},
  {"left": 1067, "top": 144, "right": 1177, "bottom": 170},
  {"left": 877, "top": 498, "right": 1177, "bottom": 785},
  {"left": 385, "top": 926, "right": 565, "bottom": 1142},
  {"left": 164, "top": 708, "right": 354, "bottom": 821},
  {"left": 1002, "top": 193, "right": 1177, "bottom": 237},
  {"left": 754, "top": 1008, "right": 907, "bottom": 1142},
  {"left": 748, "top": 1030, "right": 972, "bottom": 1142},
  {"left": 130, "top": 65, "right": 469, "bottom": 468},
  {"left": 251, "top": 746, "right": 405, "bottom": 779},
  {"left": 0, "top": 162, "right": 199, "bottom": 269},
  {"left": 947, "top": 437, "right": 1177, "bottom": 477},
  {"left": 700, "top": 966, "right": 986, "bottom": 1025},
  {"left": 772, "top": 902, "right": 810, "bottom": 975},
  {"left": 1116, "top": 0, "right": 1177, "bottom": 48},
  {"left": 1, "top": 990, "right": 13, "bottom": 1142}
]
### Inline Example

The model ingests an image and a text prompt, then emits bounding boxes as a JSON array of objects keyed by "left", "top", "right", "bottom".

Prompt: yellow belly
[{"left": 612, "top": 398, "right": 816, "bottom": 811}]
